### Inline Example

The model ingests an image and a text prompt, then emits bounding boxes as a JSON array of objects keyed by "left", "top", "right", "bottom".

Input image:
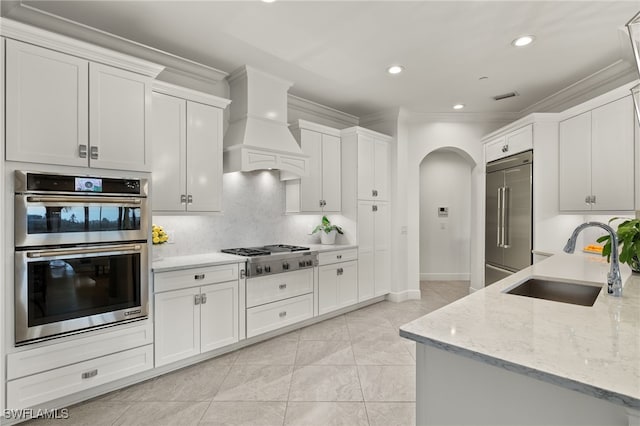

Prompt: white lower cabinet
[
  {"left": 6, "top": 322, "right": 153, "bottom": 409},
  {"left": 246, "top": 294, "right": 314, "bottom": 338},
  {"left": 154, "top": 264, "right": 240, "bottom": 367},
  {"left": 8, "top": 345, "right": 153, "bottom": 409},
  {"left": 317, "top": 248, "right": 358, "bottom": 315},
  {"left": 358, "top": 201, "right": 391, "bottom": 300}
]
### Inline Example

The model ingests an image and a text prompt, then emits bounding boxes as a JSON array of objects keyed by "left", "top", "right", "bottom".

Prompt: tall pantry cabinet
[{"left": 341, "top": 127, "right": 392, "bottom": 301}]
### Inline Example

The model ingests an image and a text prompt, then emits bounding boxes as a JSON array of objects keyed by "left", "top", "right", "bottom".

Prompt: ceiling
[{"left": 4, "top": 1, "right": 640, "bottom": 117}]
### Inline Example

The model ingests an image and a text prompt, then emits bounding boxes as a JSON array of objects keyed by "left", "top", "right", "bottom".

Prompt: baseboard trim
[
  {"left": 387, "top": 289, "right": 421, "bottom": 302},
  {"left": 420, "top": 273, "right": 471, "bottom": 281}
]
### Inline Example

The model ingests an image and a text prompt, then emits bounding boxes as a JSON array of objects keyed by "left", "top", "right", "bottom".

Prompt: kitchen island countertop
[{"left": 400, "top": 252, "right": 640, "bottom": 409}]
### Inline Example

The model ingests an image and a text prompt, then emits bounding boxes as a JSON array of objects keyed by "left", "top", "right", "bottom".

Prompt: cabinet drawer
[
  {"left": 485, "top": 137, "right": 506, "bottom": 163},
  {"left": 318, "top": 249, "right": 358, "bottom": 266},
  {"left": 7, "top": 322, "right": 152, "bottom": 380},
  {"left": 246, "top": 269, "right": 313, "bottom": 308},
  {"left": 246, "top": 294, "right": 313, "bottom": 338},
  {"left": 154, "top": 263, "right": 239, "bottom": 292},
  {"left": 7, "top": 344, "right": 153, "bottom": 409}
]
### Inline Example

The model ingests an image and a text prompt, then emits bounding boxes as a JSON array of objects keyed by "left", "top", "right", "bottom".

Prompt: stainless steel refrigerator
[{"left": 485, "top": 150, "right": 533, "bottom": 285}]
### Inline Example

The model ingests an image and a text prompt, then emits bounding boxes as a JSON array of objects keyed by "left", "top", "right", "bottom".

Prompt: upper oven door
[{"left": 15, "top": 194, "right": 148, "bottom": 247}]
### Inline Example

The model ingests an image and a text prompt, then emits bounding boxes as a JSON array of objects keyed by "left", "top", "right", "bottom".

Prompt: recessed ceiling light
[
  {"left": 262, "top": 0, "right": 276, "bottom": 3},
  {"left": 453, "top": 104, "right": 465, "bottom": 110},
  {"left": 387, "top": 65, "right": 404, "bottom": 75},
  {"left": 512, "top": 35, "right": 535, "bottom": 47}
]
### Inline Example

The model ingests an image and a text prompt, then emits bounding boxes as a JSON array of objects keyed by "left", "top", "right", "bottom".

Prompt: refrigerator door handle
[
  {"left": 502, "top": 186, "right": 510, "bottom": 248},
  {"left": 496, "top": 187, "right": 503, "bottom": 247}
]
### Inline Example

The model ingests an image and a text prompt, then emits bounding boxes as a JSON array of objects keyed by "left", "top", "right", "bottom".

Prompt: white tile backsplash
[{"left": 152, "top": 170, "right": 353, "bottom": 257}]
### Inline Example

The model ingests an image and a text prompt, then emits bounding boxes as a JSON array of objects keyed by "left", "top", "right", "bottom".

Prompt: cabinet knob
[
  {"left": 78, "top": 144, "right": 88, "bottom": 159},
  {"left": 337, "top": 268, "right": 344, "bottom": 275},
  {"left": 279, "top": 284, "right": 287, "bottom": 290},
  {"left": 372, "top": 205, "right": 378, "bottom": 212},
  {"left": 279, "top": 311, "right": 287, "bottom": 318}
]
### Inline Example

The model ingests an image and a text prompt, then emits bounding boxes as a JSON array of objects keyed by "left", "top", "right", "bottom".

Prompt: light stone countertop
[
  {"left": 152, "top": 252, "right": 248, "bottom": 273},
  {"left": 152, "top": 244, "right": 357, "bottom": 273},
  {"left": 400, "top": 252, "right": 640, "bottom": 409}
]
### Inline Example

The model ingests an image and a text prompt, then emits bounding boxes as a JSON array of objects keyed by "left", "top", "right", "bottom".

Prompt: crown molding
[
  {"left": 1, "top": 3, "right": 227, "bottom": 83},
  {"left": 359, "top": 109, "right": 400, "bottom": 128},
  {"left": 287, "top": 94, "right": 359, "bottom": 128},
  {"left": 290, "top": 119, "right": 341, "bottom": 137},
  {"left": 518, "top": 60, "right": 638, "bottom": 115},
  {"left": 0, "top": 18, "right": 164, "bottom": 77},
  {"left": 340, "top": 126, "right": 393, "bottom": 141},
  {"left": 152, "top": 81, "right": 231, "bottom": 109}
]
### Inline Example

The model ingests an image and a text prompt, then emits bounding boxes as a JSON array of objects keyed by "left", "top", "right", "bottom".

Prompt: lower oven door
[{"left": 15, "top": 243, "right": 149, "bottom": 344}]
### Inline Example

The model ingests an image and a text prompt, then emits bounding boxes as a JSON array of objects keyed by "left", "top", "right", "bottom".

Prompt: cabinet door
[
  {"left": 485, "top": 137, "right": 507, "bottom": 163},
  {"left": 318, "top": 264, "right": 340, "bottom": 315},
  {"left": 200, "top": 281, "right": 239, "bottom": 353},
  {"left": 6, "top": 39, "right": 89, "bottom": 167},
  {"left": 373, "top": 139, "right": 390, "bottom": 201},
  {"left": 591, "top": 96, "right": 635, "bottom": 211},
  {"left": 89, "top": 63, "right": 151, "bottom": 171},
  {"left": 559, "top": 112, "right": 592, "bottom": 211},
  {"left": 186, "top": 101, "right": 223, "bottom": 212},
  {"left": 151, "top": 93, "right": 187, "bottom": 212},
  {"left": 154, "top": 288, "right": 200, "bottom": 367},
  {"left": 337, "top": 260, "right": 358, "bottom": 308},
  {"left": 373, "top": 202, "right": 391, "bottom": 296},
  {"left": 505, "top": 125, "right": 533, "bottom": 156},
  {"left": 357, "top": 135, "right": 376, "bottom": 200},
  {"left": 322, "top": 134, "right": 342, "bottom": 212},
  {"left": 357, "top": 201, "right": 375, "bottom": 301},
  {"left": 300, "top": 129, "right": 323, "bottom": 211}
]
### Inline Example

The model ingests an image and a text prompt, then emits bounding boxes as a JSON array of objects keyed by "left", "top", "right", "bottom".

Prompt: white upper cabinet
[
  {"left": 285, "top": 120, "right": 341, "bottom": 213},
  {"left": 6, "top": 39, "right": 89, "bottom": 167},
  {"left": 353, "top": 131, "right": 391, "bottom": 201},
  {"left": 5, "top": 39, "right": 155, "bottom": 172},
  {"left": 89, "top": 63, "right": 151, "bottom": 171},
  {"left": 559, "top": 96, "right": 634, "bottom": 211},
  {"left": 485, "top": 124, "right": 533, "bottom": 163},
  {"left": 151, "top": 83, "right": 230, "bottom": 214}
]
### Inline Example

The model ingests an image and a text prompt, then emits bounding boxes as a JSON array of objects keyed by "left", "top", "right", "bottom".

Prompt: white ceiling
[{"left": 7, "top": 1, "right": 640, "bottom": 117}]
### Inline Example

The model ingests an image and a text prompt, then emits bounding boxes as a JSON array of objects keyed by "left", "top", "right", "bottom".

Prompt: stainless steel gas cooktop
[{"left": 221, "top": 244, "right": 316, "bottom": 277}]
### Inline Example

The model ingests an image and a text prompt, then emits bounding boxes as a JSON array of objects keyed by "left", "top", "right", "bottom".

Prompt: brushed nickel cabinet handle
[
  {"left": 78, "top": 144, "right": 88, "bottom": 159},
  {"left": 90, "top": 146, "right": 99, "bottom": 160},
  {"left": 201, "top": 294, "right": 207, "bottom": 304},
  {"left": 194, "top": 274, "right": 205, "bottom": 280},
  {"left": 279, "top": 311, "right": 287, "bottom": 318},
  {"left": 194, "top": 294, "right": 201, "bottom": 305},
  {"left": 81, "top": 369, "right": 98, "bottom": 379},
  {"left": 279, "top": 284, "right": 287, "bottom": 290}
]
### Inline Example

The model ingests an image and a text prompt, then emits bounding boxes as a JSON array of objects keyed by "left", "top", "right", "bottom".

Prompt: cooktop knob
[
  {"left": 256, "top": 266, "right": 263, "bottom": 274},
  {"left": 299, "top": 260, "right": 305, "bottom": 267},
  {"left": 265, "top": 265, "right": 271, "bottom": 273},
  {"left": 283, "top": 262, "right": 289, "bottom": 270},
  {"left": 306, "top": 260, "right": 313, "bottom": 267}
]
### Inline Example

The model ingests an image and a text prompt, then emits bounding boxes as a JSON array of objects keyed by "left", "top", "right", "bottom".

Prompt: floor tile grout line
[{"left": 282, "top": 331, "right": 301, "bottom": 425}]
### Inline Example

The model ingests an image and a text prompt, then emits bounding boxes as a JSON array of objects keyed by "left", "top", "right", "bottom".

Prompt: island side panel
[{"left": 416, "top": 344, "right": 629, "bottom": 426}]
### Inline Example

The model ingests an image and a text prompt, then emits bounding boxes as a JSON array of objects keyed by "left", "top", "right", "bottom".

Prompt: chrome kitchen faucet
[{"left": 563, "top": 222, "right": 623, "bottom": 297}]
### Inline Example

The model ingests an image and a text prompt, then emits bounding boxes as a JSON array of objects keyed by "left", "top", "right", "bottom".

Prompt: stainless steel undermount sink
[{"left": 505, "top": 278, "right": 601, "bottom": 307}]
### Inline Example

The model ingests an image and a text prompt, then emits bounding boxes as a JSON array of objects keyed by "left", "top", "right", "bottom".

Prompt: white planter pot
[{"left": 320, "top": 230, "right": 337, "bottom": 245}]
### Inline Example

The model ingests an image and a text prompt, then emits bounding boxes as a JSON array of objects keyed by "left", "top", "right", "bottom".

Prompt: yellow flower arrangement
[{"left": 152, "top": 224, "right": 169, "bottom": 245}]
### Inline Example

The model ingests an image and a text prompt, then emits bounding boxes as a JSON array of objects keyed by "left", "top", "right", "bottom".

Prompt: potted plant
[
  {"left": 597, "top": 217, "right": 640, "bottom": 273},
  {"left": 312, "top": 215, "right": 344, "bottom": 245}
]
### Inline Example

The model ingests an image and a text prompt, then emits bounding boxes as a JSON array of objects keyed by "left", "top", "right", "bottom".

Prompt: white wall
[{"left": 419, "top": 150, "right": 472, "bottom": 281}]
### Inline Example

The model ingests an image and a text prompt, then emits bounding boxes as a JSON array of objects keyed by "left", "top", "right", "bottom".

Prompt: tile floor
[{"left": 27, "top": 281, "right": 469, "bottom": 426}]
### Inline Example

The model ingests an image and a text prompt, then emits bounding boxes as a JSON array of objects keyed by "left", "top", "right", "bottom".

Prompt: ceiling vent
[{"left": 493, "top": 91, "right": 519, "bottom": 101}]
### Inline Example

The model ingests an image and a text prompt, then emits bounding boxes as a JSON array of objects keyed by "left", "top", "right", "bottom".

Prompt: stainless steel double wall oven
[{"left": 14, "top": 171, "right": 149, "bottom": 344}]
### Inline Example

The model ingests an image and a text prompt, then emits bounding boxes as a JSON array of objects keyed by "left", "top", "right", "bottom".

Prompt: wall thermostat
[{"left": 438, "top": 207, "right": 449, "bottom": 217}]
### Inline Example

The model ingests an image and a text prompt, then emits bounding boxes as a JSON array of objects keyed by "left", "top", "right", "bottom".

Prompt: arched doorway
[{"left": 419, "top": 147, "right": 476, "bottom": 301}]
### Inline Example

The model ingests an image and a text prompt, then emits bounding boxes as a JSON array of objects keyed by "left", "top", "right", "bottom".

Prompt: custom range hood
[{"left": 224, "top": 66, "right": 308, "bottom": 177}]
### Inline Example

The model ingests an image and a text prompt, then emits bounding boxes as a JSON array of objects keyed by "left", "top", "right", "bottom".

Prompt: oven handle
[
  {"left": 26, "top": 196, "right": 142, "bottom": 205},
  {"left": 26, "top": 244, "right": 143, "bottom": 258}
]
